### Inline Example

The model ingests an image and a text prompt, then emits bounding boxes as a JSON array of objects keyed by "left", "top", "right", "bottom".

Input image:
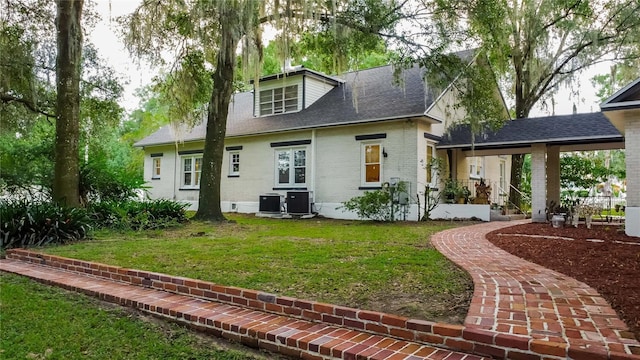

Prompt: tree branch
[{"left": 0, "top": 93, "right": 56, "bottom": 118}]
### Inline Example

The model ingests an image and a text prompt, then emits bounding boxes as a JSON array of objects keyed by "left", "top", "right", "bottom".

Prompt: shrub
[
  {"left": 1, "top": 200, "right": 91, "bottom": 249},
  {"left": 339, "top": 183, "right": 408, "bottom": 221},
  {"left": 79, "top": 161, "right": 145, "bottom": 203},
  {"left": 340, "top": 190, "right": 392, "bottom": 221},
  {"left": 89, "top": 199, "right": 188, "bottom": 230}
]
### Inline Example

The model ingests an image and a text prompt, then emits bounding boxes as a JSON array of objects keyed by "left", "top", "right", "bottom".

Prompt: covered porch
[{"left": 437, "top": 111, "right": 638, "bottom": 236}]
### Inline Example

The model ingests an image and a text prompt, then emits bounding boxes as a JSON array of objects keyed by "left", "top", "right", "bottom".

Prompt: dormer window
[{"left": 259, "top": 85, "right": 298, "bottom": 115}]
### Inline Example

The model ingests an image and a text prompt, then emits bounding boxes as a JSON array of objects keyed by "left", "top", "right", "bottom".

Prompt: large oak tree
[
  {"left": 1, "top": 0, "right": 124, "bottom": 203},
  {"left": 122, "top": 0, "right": 403, "bottom": 222},
  {"left": 53, "top": 0, "right": 84, "bottom": 206}
]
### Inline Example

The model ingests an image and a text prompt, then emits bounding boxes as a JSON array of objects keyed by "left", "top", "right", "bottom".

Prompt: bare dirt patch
[{"left": 486, "top": 222, "right": 640, "bottom": 340}]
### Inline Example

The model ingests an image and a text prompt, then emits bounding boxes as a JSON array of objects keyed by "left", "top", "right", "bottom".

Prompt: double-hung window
[
  {"left": 469, "top": 156, "right": 484, "bottom": 179},
  {"left": 260, "top": 85, "right": 298, "bottom": 116},
  {"left": 275, "top": 148, "right": 306, "bottom": 187},
  {"left": 426, "top": 143, "right": 436, "bottom": 185},
  {"left": 152, "top": 158, "right": 161, "bottom": 179},
  {"left": 182, "top": 155, "right": 202, "bottom": 188},
  {"left": 229, "top": 152, "right": 240, "bottom": 176},
  {"left": 362, "top": 143, "right": 382, "bottom": 186}
]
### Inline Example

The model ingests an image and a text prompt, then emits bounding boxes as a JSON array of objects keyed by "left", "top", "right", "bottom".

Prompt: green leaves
[
  {"left": 1, "top": 200, "right": 91, "bottom": 249},
  {"left": 89, "top": 200, "right": 189, "bottom": 231},
  {"left": 0, "top": 199, "right": 189, "bottom": 249}
]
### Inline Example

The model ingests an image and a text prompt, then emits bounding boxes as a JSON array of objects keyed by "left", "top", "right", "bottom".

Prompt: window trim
[
  {"left": 180, "top": 154, "right": 203, "bottom": 189},
  {"left": 274, "top": 146, "right": 307, "bottom": 188},
  {"left": 361, "top": 142, "right": 383, "bottom": 187},
  {"left": 469, "top": 156, "right": 484, "bottom": 179},
  {"left": 229, "top": 151, "right": 240, "bottom": 177},
  {"left": 426, "top": 142, "right": 436, "bottom": 186},
  {"left": 499, "top": 159, "right": 506, "bottom": 192},
  {"left": 152, "top": 157, "right": 161, "bottom": 179},
  {"left": 259, "top": 85, "right": 299, "bottom": 116}
]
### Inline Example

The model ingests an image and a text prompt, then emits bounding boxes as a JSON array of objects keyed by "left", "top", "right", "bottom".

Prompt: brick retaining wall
[{"left": 6, "top": 249, "right": 636, "bottom": 360}]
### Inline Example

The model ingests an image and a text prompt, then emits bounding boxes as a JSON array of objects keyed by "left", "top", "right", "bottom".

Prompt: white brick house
[{"left": 134, "top": 63, "right": 510, "bottom": 220}]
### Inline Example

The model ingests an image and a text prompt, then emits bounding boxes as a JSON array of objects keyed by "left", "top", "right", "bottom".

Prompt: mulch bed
[{"left": 486, "top": 222, "right": 640, "bottom": 340}]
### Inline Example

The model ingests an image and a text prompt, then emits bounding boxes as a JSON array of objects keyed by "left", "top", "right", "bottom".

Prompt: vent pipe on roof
[{"left": 282, "top": 59, "right": 303, "bottom": 73}]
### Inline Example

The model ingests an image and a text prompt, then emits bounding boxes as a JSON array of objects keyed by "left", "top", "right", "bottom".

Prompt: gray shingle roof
[
  {"left": 437, "top": 112, "right": 623, "bottom": 150},
  {"left": 600, "top": 77, "right": 640, "bottom": 111},
  {"left": 134, "top": 64, "right": 435, "bottom": 147}
]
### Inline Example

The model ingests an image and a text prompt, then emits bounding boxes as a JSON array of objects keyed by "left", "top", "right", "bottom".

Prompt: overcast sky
[{"left": 88, "top": 0, "right": 608, "bottom": 116}]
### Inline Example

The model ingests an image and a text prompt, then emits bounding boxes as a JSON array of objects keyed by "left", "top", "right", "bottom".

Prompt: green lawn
[
  {"left": 0, "top": 273, "right": 278, "bottom": 360},
  {"left": 41, "top": 214, "right": 473, "bottom": 323}
]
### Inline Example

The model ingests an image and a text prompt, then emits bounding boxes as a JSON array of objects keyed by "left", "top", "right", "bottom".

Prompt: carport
[{"left": 437, "top": 111, "right": 638, "bottom": 236}]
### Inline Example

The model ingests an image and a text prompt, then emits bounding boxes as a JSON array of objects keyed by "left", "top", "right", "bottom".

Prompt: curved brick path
[{"left": 431, "top": 220, "right": 640, "bottom": 357}]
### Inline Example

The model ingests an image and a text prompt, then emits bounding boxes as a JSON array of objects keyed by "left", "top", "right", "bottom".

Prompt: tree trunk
[
  {"left": 508, "top": 72, "right": 531, "bottom": 209},
  {"left": 508, "top": 153, "right": 524, "bottom": 207},
  {"left": 53, "top": 0, "right": 83, "bottom": 207},
  {"left": 193, "top": 10, "right": 242, "bottom": 222}
]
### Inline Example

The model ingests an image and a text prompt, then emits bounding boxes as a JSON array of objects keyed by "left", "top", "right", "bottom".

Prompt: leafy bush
[
  {"left": 79, "top": 160, "right": 145, "bottom": 203},
  {"left": 89, "top": 199, "right": 188, "bottom": 230},
  {"left": 1, "top": 200, "right": 91, "bottom": 249},
  {"left": 340, "top": 183, "right": 409, "bottom": 221}
]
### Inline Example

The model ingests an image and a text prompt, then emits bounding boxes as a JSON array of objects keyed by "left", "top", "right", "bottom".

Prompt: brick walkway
[
  {"left": 0, "top": 254, "right": 485, "bottom": 360},
  {"left": 431, "top": 220, "right": 640, "bottom": 359},
  {"left": 2, "top": 221, "right": 640, "bottom": 359}
]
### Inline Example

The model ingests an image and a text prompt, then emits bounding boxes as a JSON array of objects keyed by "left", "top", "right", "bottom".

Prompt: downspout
[
  {"left": 173, "top": 142, "right": 178, "bottom": 200},
  {"left": 311, "top": 129, "right": 317, "bottom": 210},
  {"left": 302, "top": 75, "right": 306, "bottom": 109}
]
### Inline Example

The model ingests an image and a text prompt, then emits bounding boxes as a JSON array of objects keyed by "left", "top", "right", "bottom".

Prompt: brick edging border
[{"left": 4, "top": 249, "right": 636, "bottom": 360}]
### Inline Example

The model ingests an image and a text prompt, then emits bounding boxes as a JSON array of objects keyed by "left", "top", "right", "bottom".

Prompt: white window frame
[
  {"left": 181, "top": 155, "right": 202, "bottom": 189},
  {"left": 259, "top": 85, "right": 298, "bottom": 116},
  {"left": 361, "top": 143, "right": 383, "bottom": 187},
  {"left": 426, "top": 142, "right": 436, "bottom": 186},
  {"left": 499, "top": 159, "right": 506, "bottom": 192},
  {"left": 468, "top": 156, "right": 484, "bottom": 179},
  {"left": 229, "top": 151, "right": 240, "bottom": 176},
  {"left": 152, "top": 157, "right": 161, "bottom": 179},
  {"left": 274, "top": 147, "right": 307, "bottom": 187}
]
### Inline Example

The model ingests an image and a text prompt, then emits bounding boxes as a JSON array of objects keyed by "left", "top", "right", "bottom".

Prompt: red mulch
[{"left": 486, "top": 222, "right": 640, "bottom": 340}]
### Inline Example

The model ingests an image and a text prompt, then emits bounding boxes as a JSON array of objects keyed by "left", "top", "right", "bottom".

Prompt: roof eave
[
  {"left": 227, "top": 114, "right": 439, "bottom": 138},
  {"left": 600, "top": 77, "right": 640, "bottom": 108},
  {"left": 436, "top": 135, "right": 624, "bottom": 150},
  {"left": 251, "top": 69, "right": 343, "bottom": 85},
  {"left": 600, "top": 101, "right": 640, "bottom": 112}
]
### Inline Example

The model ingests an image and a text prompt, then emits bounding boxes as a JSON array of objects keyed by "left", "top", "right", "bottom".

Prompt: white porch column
[
  {"left": 531, "top": 144, "right": 547, "bottom": 222},
  {"left": 625, "top": 118, "right": 640, "bottom": 237},
  {"left": 546, "top": 146, "right": 561, "bottom": 208}
]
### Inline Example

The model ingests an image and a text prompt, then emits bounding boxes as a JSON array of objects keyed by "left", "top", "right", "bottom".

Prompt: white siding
[
  {"left": 220, "top": 131, "right": 313, "bottom": 204},
  {"left": 253, "top": 76, "right": 304, "bottom": 117},
  {"left": 142, "top": 144, "right": 177, "bottom": 201},
  {"left": 313, "top": 121, "right": 418, "bottom": 204},
  {"left": 141, "top": 120, "right": 425, "bottom": 219},
  {"left": 304, "top": 76, "right": 337, "bottom": 108}
]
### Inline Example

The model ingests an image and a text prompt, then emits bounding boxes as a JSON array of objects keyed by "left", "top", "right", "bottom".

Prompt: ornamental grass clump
[{"left": 1, "top": 200, "right": 91, "bottom": 249}]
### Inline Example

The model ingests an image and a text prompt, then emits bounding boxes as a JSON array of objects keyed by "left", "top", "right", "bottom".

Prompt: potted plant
[
  {"left": 576, "top": 203, "right": 601, "bottom": 229},
  {"left": 457, "top": 186, "right": 471, "bottom": 204},
  {"left": 442, "top": 179, "right": 460, "bottom": 204}
]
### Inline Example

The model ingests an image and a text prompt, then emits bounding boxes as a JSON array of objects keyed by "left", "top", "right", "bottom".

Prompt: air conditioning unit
[
  {"left": 286, "top": 191, "right": 312, "bottom": 214},
  {"left": 259, "top": 194, "right": 282, "bottom": 213}
]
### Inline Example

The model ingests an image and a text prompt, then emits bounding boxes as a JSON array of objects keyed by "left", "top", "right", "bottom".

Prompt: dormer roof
[{"left": 251, "top": 67, "right": 344, "bottom": 86}]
